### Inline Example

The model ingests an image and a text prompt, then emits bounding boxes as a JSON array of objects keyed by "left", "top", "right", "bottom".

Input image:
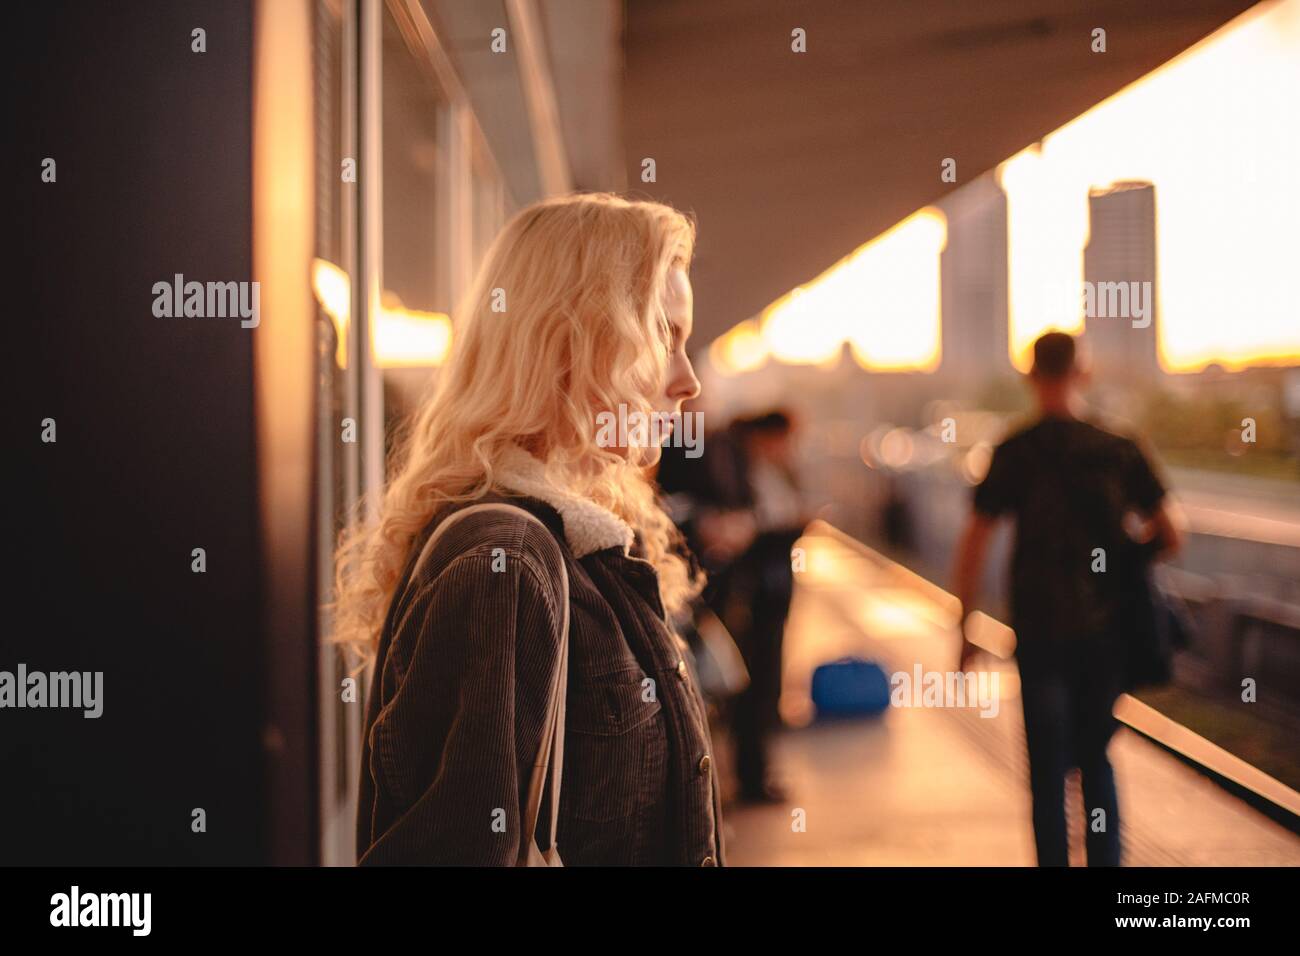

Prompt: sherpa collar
[{"left": 493, "top": 444, "right": 635, "bottom": 558}]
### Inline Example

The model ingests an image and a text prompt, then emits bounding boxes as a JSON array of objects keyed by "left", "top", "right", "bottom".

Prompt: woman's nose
[{"left": 673, "top": 364, "right": 702, "bottom": 402}]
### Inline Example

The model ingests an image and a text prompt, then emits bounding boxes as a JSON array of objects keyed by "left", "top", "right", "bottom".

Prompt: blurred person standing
[
  {"left": 725, "top": 410, "right": 810, "bottom": 804},
  {"left": 656, "top": 400, "right": 755, "bottom": 576},
  {"left": 953, "top": 332, "right": 1182, "bottom": 866},
  {"left": 657, "top": 409, "right": 758, "bottom": 705}
]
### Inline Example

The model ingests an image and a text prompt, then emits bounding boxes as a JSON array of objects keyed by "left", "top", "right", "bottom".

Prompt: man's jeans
[{"left": 1018, "top": 639, "right": 1124, "bottom": 866}]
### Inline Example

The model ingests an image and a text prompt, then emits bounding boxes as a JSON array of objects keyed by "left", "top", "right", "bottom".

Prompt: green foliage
[{"left": 1139, "top": 385, "right": 1298, "bottom": 480}]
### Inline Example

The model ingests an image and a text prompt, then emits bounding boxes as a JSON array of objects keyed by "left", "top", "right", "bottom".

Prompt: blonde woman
[{"left": 334, "top": 193, "right": 726, "bottom": 866}]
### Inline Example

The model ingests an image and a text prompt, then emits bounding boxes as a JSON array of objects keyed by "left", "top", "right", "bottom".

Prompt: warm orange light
[
  {"left": 708, "top": 318, "right": 769, "bottom": 376},
  {"left": 311, "top": 257, "right": 453, "bottom": 368},
  {"left": 312, "top": 258, "right": 351, "bottom": 367},
  {"left": 1000, "top": 0, "right": 1300, "bottom": 373},
  {"left": 844, "top": 209, "right": 945, "bottom": 371},
  {"left": 375, "top": 291, "right": 453, "bottom": 368},
  {"left": 878, "top": 427, "right": 916, "bottom": 469},
  {"left": 760, "top": 286, "right": 845, "bottom": 365},
  {"left": 746, "top": 207, "right": 946, "bottom": 371}
]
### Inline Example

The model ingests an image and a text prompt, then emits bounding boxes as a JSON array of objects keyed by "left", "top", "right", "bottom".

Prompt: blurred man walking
[{"left": 953, "top": 332, "right": 1182, "bottom": 865}]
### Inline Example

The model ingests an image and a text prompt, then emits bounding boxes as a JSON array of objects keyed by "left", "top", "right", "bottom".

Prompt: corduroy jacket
[{"left": 356, "top": 448, "right": 726, "bottom": 866}]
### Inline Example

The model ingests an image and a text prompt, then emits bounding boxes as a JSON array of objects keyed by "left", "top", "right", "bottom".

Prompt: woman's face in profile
[
  {"left": 654, "top": 266, "right": 702, "bottom": 432},
  {"left": 594, "top": 265, "right": 700, "bottom": 462}
]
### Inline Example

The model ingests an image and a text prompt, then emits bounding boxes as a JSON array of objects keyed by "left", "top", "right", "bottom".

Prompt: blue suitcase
[{"left": 811, "top": 657, "right": 891, "bottom": 718}]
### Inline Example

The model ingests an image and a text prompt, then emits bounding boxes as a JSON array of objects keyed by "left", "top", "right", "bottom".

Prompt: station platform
[{"left": 720, "top": 525, "right": 1300, "bottom": 866}]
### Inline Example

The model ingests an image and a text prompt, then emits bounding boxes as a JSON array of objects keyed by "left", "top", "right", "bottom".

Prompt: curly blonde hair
[{"left": 330, "top": 192, "right": 704, "bottom": 668}]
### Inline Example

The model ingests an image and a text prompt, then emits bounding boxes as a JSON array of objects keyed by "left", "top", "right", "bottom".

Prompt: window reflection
[
  {"left": 312, "top": 0, "right": 359, "bottom": 868},
  {"left": 381, "top": 5, "right": 452, "bottom": 430},
  {"left": 472, "top": 134, "right": 506, "bottom": 274},
  {"left": 312, "top": 0, "right": 513, "bottom": 865}
]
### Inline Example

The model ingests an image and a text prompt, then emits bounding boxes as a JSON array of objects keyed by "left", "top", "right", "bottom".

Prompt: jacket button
[
  {"left": 700, "top": 855, "right": 715, "bottom": 867},
  {"left": 698, "top": 753, "right": 712, "bottom": 775},
  {"left": 676, "top": 659, "right": 689, "bottom": 681}
]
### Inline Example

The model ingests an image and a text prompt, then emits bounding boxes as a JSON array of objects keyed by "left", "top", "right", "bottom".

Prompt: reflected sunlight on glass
[{"left": 311, "top": 257, "right": 453, "bottom": 369}]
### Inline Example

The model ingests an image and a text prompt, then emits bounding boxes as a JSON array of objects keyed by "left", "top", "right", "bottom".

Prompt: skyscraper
[
  {"left": 938, "top": 172, "right": 1011, "bottom": 392},
  {"left": 1083, "top": 181, "right": 1160, "bottom": 380}
]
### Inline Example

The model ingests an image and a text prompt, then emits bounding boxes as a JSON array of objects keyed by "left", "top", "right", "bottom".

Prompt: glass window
[
  {"left": 381, "top": 8, "right": 450, "bottom": 317},
  {"left": 471, "top": 133, "right": 506, "bottom": 275},
  {"left": 311, "top": 0, "right": 361, "bottom": 868},
  {"left": 379, "top": 4, "right": 453, "bottom": 425},
  {"left": 311, "top": 0, "right": 515, "bottom": 866}
]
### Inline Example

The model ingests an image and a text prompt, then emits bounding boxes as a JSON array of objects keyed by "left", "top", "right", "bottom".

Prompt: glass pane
[
  {"left": 381, "top": 8, "right": 450, "bottom": 316},
  {"left": 380, "top": 5, "right": 452, "bottom": 433},
  {"left": 471, "top": 134, "right": 504, "bottom": 275},
  {"left": 311, "top": 0, "right": 359, "bottom": 867}
]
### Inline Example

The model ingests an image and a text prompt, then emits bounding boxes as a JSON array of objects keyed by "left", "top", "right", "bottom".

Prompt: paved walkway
[{"left": 720, "top": 526, "right": 1300, "bottom": 866}]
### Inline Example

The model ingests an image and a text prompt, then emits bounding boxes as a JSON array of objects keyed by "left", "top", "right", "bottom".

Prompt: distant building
[
  {"left": 1083, "top": 181, "right": 1161, "bottom": 381},
  {"left": 938, "top": 173, "right": 1011, "bottom": 392}
]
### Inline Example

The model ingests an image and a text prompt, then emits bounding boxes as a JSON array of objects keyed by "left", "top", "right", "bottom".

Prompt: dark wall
[{"left": 8, "top": 0, "right": 267, "bottom": 864}]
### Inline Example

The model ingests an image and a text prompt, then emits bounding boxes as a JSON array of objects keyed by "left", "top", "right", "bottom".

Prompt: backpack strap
[{"left": 408, "top": 501, "right": 570, "bottom": 865}]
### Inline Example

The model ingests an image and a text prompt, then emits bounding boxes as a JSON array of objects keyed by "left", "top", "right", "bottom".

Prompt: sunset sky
[
  {"left": 721, "top": 0, "right": 1300, "bottom": 376},
  {"left": 1000, "top": 0, "right": 1300, "bottom": 372}
]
